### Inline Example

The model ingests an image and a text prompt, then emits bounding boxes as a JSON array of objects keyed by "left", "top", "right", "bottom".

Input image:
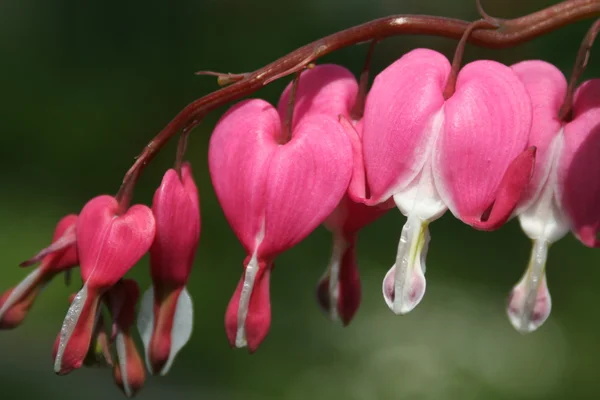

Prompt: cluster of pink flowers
[{"left": 1, "top": 49, "right": 599, "bottom": 397}]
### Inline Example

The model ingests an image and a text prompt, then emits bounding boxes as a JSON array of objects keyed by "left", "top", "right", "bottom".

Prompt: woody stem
[{"left": 283, "top": 71, "right": 302, "bottom": 143}]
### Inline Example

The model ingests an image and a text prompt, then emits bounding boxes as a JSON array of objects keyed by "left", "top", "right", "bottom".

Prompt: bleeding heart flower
[
  {"left": 108, "top": 279, "right": 146, "bottom": 398},
  {"left": 53, "top": 195, "right": 155, "bottom": 375},
  {"left": 138, "top": 162, "right": 199, "bottom": 376},
  {"left": 507, "top": 60, "right": 600, "bottom": 333},
  {"left": 0, "top": 214, "right": 78, "bottom": 329},
  {"left": 209, "top": 72, "right": 353, "bottom": 350},
  {"left": 362, "top": 49, "right": 534, "bottom": 315},
  {"left": 279, "top": 64, "right": 393, "bottom": 325}
]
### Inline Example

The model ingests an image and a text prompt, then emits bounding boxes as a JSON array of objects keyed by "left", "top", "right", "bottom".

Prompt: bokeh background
[{"left": 1, "top": 0, "right": 599, "bottom": 399}]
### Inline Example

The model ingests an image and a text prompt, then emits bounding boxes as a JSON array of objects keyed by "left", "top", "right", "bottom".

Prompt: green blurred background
[{"left": 1, "top": 0, "right": 599, "bottom": 399}]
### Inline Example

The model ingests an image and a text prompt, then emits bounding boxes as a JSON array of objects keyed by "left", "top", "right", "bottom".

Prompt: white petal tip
[
  {"left": 235, "top": 337, "right": 248, "bottom": 349},
  {"left": 382, "top": 265, "right": 426, "bottom": 315},
  {"left": 506, "top": 280, "right": 552, "bottom": 334},
  {"left": 160, "top": 287, "right": 193, "bottom": 376},
  {"left": 136, "top": 287, "right": 154, "bottom": 373}
]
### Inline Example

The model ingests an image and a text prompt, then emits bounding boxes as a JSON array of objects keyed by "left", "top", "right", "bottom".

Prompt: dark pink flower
[
  {"left": 53, "top": 196, "right": 155, "bottom": 375},
  {"left": 138, "top": 162, "right": 199, "bottom": 375},
  {"left": 209, "top": 65, "right": 354, "bottom": 350}
]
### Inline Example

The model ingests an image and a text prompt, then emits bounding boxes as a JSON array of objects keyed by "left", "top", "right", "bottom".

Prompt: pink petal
[
  {"left": 77, "top": 195, "right": 156, "bottom": 289},
  {"left": 277, "top": 64, "right": 358, "bottom": 127},
  {"left": 467, "top": 147, "right": 536, "bottom": 230},
  {"left": 362, "top": 49, "right": 450, "bottom": 203},
  {"left": 558, "top": 79, "right": 600, "bottom": 247},
  {"left": 150, "top": 163, "right": 200, "bottom": 287},
  {"left": 258, "top": 114, "right": 352, "bottom": 257},
  {"left": 511, "top": 61, "right": 567, "bottom": 210},
  {"left": 20, "top": 214, "right": 78, "bottom": 269},
  {"left": 209, "top": 99, "right": 280, "bottom": 253},
  {"left": 434, "top": 60, "right": 532, "bottom": 226}
]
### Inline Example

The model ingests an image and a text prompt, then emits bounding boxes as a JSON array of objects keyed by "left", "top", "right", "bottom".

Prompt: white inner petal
[
  {"left": 384, "top": 154, "right": 446, "bottom": 315},
  {"left": 0, "top": 266, "right": 43, "bottom": 319},
  {"left": 236, "top": 221, "right": 266, "bottom": 349},
  {"left": 519, "top": 131, "right": 569, "bottom": 243},
  {"left": 115, "top": 330, "right": 132, "bottom": 398},
  {"left": 136, "top": 286, "right": 154, "bottom": 373},
  {"left": 236, "top": 251, "right": 259, "bottom": 348},
  {"left": 326, "top": 233, "right": 349, "bottom": 322},
  {"left": 161, "top": 287, "right": 193, "bottom": 376},
  {"left": 54, "top": 285, "right": 89, "bottom": 373},
  {"left": 507, "top": 239, "right": 552, "bottom": 334},
  {"left": 378, "top": 108, "right": 445, "bottom": 203}
]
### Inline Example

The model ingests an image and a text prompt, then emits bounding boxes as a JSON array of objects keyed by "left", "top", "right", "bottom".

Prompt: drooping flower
[
  {"left": 361, "top": 49, "right": 535, "bottom": 315},
  {"left": 138, "top": 162, "right": 199, "bottom": 375},
  {"left": 209, "top": 70, "right": 354, "bottom": 350},
  {"left": 0, "top": 214, "right": 78, "bottom": 329},
  {"left": 507, "top": 60, "right": 600, "bottom": 333},
  {"left": 279, "top": 65, "right": 393, "bottom": 325},
  {"left": 53, "top": 195, "right": 155, "bottom": 375},
  {"left": 108, "top": 279, "right": 146, "bottom": 398}
]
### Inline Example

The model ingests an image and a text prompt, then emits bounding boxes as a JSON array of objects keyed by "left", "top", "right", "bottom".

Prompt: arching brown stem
[
  {"left": 350, "top": 40, "right": 378, "bottom": 121},
  {"left": 115, "top": 0, "right": 600, "bottom": 204},
  {"left": 443, "top": 19, "right": 497, "bottom": 100},
  {"left": 559, "top": 17, "right": 600, "bottom": 121}
]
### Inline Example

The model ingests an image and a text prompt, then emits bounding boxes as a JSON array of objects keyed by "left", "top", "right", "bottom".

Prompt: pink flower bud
[
  {"left": 138, "top": 163, "right": 199, "bottom": 375},
  {"left": 53, "top": 196, "right": 155, "bottom": 375},
  {"left": 362, "top": 49, "right": 533, "bottom": 315},
  {"left": 210, "top": 68, "right": 354, "bottom": 350},
  {"left": 0, "top": 214, "right": 78, "bottom": 329},
  {"left": 108, "top": 279, "right": 146, "bottom": 398}
]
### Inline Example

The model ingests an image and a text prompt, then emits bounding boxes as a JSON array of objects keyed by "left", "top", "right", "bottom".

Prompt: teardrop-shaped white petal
[
  {"left": 507, "top": 239, "right": 552, "bottom": 333},
  {"left": 382, "top": 216, "right": 431, "bottom": 315},
  {"left": 136, "top": 287, "right": 154, "bottom": 373},
  {"left": 159, "top": 286, "right": 193, "bottom": 376},
  {"left": 318, "top": 233, "right": 348, "bottom": 322},
  {"left": 115, "top": 331, "right": 132, "bottom": 398},
  {"left": 383, "top": 154, "right": 446, "bottom": 315}
]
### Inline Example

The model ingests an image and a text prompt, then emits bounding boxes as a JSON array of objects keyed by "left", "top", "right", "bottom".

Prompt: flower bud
[{"left": 138, "top": 163, "right": 199, "bottom": 375}]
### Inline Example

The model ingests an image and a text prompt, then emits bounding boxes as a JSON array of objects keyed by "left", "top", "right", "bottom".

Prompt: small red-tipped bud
[
  {"left": 0, "top": 214, "right": 78, "bottom": 329},
  {"left": 53, "top": 196, "right": 155, "bottom": 375},
  {"left": 108, "top": 280, "right": 146, "bottom": 398},
  {"left": 138, "top": 163, "right": 199, "bottom": 375}
]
